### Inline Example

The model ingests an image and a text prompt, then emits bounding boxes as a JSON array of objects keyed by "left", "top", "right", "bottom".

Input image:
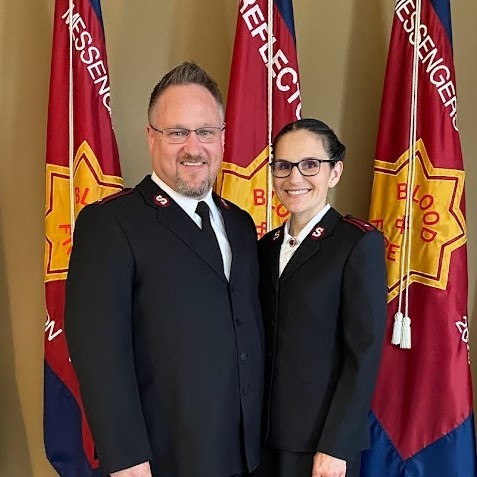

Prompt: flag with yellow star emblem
[
  {"left": 217, "top": 0, "right": 301, "bottom": 237},
  {"left": 362, "top": 1, "right": 477, "bottom": 475},
  {"left": 44, "top": 1, "right": 122, "bottom": 475}
]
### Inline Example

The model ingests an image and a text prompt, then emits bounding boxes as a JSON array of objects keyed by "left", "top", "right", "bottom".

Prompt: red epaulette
[
  {"left": 342, "top": 215, "right": 376, "bottom": 232},
  {"left": 217, "top": 196, "right": 231, "bottom": 210},
  {"left": 98, "top": 188, "right": 133, "bottom": 204}
]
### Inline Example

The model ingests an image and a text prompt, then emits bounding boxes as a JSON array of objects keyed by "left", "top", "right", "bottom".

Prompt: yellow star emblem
[
  {"left": 370, "top": 138, "right": 466, "bottom": 302},
  {"left": 219, "top": 146, "right": 289, "bottom": 237},
  {"left": 45, "top": 141, "right": 123, "bottom": 282}
]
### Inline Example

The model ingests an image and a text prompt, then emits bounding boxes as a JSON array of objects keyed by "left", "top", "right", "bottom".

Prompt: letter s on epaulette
[
  {"left": 342, "top": 215, "right": 376, "bottom": 233},
  {"left": 97, "top": 188, "right": 133, "bottom": 204}
]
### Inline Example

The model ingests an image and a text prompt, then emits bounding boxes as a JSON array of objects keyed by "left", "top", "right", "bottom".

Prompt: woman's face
[{"left": 273, "top": 129, "right": 343, "bottom": 223}]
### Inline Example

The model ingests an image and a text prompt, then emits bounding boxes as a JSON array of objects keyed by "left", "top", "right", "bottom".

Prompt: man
[{"left": 65, "top": 62, "right": 264, "bottom": 477}]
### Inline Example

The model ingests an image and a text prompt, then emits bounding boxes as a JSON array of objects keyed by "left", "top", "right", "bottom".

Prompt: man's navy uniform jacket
[{"left": 65, "top": 176, "right": 264, "bottom": 477}]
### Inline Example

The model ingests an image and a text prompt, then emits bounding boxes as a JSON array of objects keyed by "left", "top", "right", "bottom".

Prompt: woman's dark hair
[{"left": 272, "top": 118, "right": 346, "bottom": 162}]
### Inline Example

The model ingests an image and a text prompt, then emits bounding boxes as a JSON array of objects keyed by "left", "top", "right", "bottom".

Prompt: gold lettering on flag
[
  {"left": 369, "top": 138, "right": 465, "bottom": 302},
  {"left": 45, "top": 140, "right": 122, "bottom": 281}
]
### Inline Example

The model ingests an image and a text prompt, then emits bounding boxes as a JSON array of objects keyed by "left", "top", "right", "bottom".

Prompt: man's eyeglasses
[
  {"left": 149, "top": 124, "right": 225, "bottom": 144},
  {"left": 270, "top": 158, "right": 337, "bottom": 178}
]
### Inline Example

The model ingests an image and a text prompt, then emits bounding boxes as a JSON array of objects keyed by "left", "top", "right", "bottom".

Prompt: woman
[{"left": 258, "top": 119, "right": 387, "bottom": 477}]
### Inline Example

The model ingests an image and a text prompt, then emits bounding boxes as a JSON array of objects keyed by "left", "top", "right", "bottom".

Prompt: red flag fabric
[
  {"left": 361, "top": 1, "right": 477, "bottom": 475},
  {"left": 217, "top": 0, "right": 301, "bottom": 237},
  {"left": 44, "top": 1, "right": 122, "bottom": 475}
]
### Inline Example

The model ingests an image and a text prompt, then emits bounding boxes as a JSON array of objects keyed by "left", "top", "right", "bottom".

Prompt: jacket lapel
[
  {"left": 280, "top": 208, "right": 342, "bottom": 283},
  {"left": 214, "top": 194, "right": 248, "bottom": 285},
  {"left": 266, "top": 226, "right": 284, "bottom": 292},
  {"left": 136, "top": 176, "right": 227, "bottom": 282}
]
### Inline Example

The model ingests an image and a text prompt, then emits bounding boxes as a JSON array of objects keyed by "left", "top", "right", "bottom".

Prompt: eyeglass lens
[
  {"left": 271, "top": 159, "right": 322, "bottom": 177},
  {"left": 162, "top": 127, "right": 223, "bottom": 144}
]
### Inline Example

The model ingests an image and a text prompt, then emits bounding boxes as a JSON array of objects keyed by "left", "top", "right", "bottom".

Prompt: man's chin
[{"left": 176, "top": 178, "right": 212, "bottom": 198}]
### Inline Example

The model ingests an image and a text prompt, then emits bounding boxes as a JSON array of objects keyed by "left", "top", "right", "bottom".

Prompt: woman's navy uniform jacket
[{"left": 258, "top": 207, "right": 387, "bottom": 462}]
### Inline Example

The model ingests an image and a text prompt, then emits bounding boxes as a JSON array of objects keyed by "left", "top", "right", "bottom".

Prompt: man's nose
[{"left": 182, "top": 131, "right": 202, "bottom": 155}]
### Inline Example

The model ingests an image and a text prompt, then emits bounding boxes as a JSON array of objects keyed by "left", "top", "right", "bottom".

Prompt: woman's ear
[{"left": 328, "top": 161, "right": 344, "bottom": 189}]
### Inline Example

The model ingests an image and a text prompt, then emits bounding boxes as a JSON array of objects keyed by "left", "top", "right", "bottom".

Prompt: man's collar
[{"left": 150, "top": 171, "right": 213, "bottom": 218}]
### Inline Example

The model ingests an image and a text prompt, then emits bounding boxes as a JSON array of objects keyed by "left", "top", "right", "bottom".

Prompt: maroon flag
[
  {"left": 217, "top": 0, "right": 301, "bottom": 237},
  {"left": 362, "top": 1, "right": 477, "bottom": 475},
  {"left": 44, "top": 1, "right": 122, "bottom": 475}
]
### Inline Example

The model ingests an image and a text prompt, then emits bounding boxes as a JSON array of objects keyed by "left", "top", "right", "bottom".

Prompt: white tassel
[
  {"left": 391, "top": 311, "right": 403, "bottom": 345},
  {"left": 400, "top": 316, "right": 411, "bottom": 349}
]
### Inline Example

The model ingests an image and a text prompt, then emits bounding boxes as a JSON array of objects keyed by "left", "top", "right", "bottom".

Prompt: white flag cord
[
  {"left": 68, "top": 0, "right": 76, "bottom": 237},
  {"left": 266, "top": 0, "right": 274, "bottom": 233},
  {"left": 391, "top": 0, "right": 422, "bottom": 349}
]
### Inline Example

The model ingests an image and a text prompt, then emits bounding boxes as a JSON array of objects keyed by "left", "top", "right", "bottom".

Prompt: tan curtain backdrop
[{"left": 0, "top": 1, "right": 476, "bottom": 476}]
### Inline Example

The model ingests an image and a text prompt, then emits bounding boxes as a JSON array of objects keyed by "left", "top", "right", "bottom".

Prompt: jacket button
[
  {"left": 270, "top": 320, "right": 276, "bottom": 327},
  {"left": 242, "top": 385, "right": 252, "bottom": 395},
  {"left": 235, "top": 319, "right": 243, "bottom": 327},
  {"left": 240, "top": 352, "right": 248, "bottom": 361}
]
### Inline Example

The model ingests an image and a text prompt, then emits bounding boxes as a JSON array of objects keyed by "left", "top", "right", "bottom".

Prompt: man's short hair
[{"left": 148, "top": 61, "right": 224, "bottom": 122}]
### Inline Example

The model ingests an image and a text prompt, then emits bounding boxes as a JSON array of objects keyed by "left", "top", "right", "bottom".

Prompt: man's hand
[
  {"left": 312, "top": 452, "right": 346, "bottom": 477},
  {"left": 111, "top": 461, "right": 152, "bottom": 477}
]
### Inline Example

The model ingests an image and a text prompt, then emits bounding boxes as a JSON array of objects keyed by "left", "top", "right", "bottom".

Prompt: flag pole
[
  {"left": 68, "top": 0, "right": 76, "bottom": 236},
  {"left": 266, "top": 0, "right": 274, "bottom": 233}
]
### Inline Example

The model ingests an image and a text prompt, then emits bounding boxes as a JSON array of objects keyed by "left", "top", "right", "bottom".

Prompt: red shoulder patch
[
  {"left": 342, "top": 215, "right": 376, "bottom": 232},
  {"left": 98, "top": 188, "right": 132, "bottom": 204},
  {"left": 218, "top": 197, "right": 231, "bottom": 210}
]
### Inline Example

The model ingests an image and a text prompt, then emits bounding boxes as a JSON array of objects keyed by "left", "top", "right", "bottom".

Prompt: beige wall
[{"left": 0, "top": 1, "right": 475, "bottom": 476}]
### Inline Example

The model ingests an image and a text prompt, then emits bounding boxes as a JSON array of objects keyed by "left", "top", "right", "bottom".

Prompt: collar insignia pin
[
  {"left": 311, "top": 226, "right": 325, "bottom": 240},
  {"left": 154, "top": 194, "right": 170, "bottom": 207}
]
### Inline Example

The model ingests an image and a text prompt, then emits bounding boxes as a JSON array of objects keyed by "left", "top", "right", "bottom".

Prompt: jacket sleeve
[
  {"left": 317, "top": 229, "right": 387, "bottom": 461},
  {"left": 65, "top": 203, "right": 152, "bottom": 473}
]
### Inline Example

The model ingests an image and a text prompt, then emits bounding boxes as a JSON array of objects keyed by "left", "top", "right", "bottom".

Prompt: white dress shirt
[
  {"left": 279, "top": 204, "right": 331, "bottom": 276},
  {"left": 151, "top": 172, "right": 232, "bottom": 280}
]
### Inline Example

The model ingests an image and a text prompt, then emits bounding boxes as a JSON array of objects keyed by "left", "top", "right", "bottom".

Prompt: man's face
[{"left": 147, "top": 84, "right": 224, "bottom": 199}]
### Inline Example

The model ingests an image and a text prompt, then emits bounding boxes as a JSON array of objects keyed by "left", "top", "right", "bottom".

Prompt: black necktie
[{"left": 196, "top": 201, "right": 224, "bottom": 275}]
